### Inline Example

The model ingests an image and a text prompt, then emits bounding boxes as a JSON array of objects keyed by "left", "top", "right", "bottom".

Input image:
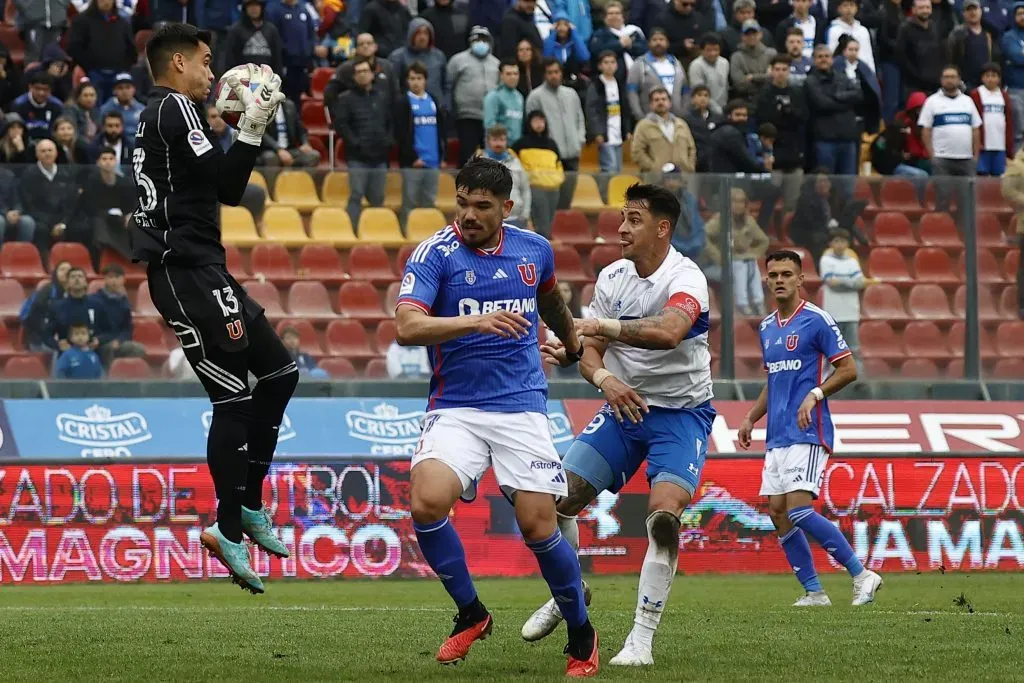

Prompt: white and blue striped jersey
[
  {"left": 758, "top": 301, "right": 852, "bottom": 451},
  {"left": 396, "top": 222, "right": 556, "bottom": 414}
]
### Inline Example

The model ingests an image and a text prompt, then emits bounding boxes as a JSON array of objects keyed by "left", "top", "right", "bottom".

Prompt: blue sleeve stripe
[{"left": 684, "top": 311, "right": 710, "bottom": 339}]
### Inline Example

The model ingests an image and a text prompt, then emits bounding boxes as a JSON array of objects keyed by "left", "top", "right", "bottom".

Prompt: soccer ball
[{"left": 213, "top": 63, "right": 268, "bottom": 128}]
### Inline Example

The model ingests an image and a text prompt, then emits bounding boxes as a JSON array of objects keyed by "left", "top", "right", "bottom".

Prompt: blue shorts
[
  {"left": 977, "top": 150, "right": 1007, "bottom": 176},
  {"left": 563, "top": 401, "right": 716, "bottom": 495}
]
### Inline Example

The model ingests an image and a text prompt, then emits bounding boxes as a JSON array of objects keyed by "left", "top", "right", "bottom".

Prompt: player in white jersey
[{"left": 524, "top": 183, "right": 716, "bottom": 666}]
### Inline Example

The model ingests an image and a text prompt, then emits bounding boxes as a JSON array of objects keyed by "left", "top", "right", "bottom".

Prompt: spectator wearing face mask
[{"left": 448, "top": 26, "right": 501, "bottom": 166}]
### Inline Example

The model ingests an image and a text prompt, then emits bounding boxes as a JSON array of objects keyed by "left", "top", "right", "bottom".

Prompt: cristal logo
[
  {"left": 547, "top": 413, "right": 574, "bottom": 444},
  {"left": 202, "top": 411, "right": 297, "bottom": 442},
  {"left": 56, "top": 404, "right": 152, "bottom": 447},
  {"left": 346, "top": 403, "right": 425, "bottom": 444}
]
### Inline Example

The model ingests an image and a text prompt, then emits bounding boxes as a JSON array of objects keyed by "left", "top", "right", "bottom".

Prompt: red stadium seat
[
  {"left": 879, "top": 179, "right": 924, "bottom": 214},
  {"left": 320, "top": 357, "right": 357, "bottom": 378},
  {"left": 948, "top": 322, "right": 997, "bottom": 359},
  {"left": 596, "top": 210, "right": 621, "bottom": 242},
  {"left": 250, "top": 243, "right": 296, "bottom": 283},
  {"left": 918, "top": 212, "right": 962, "bottom": 247},
  {"left": 551, "top": 210, "right": 594, "bottom": 244},
  {"left": 908, "top": 284, "right": 954, "bottom": 320},
  {"left": 296, "top": 243, "right": 347, "bottom": 284},
  {"left": 854, "top": 177, "right": 880, "bottom": 211},
  {"left": 993, "top": 358, "right": 1024, "bottom": 378},
  {"left": 867, "top": 247, "right": 912, "bottom": 282},
  {"left": 976, "top": 178, "right": 1014, "bottom": 218},
  {"left": 309, "top": 66, "right": 334, "bottom": 99},
  {"left": 384, "top": 281, "right": 401, "bottom": 314},
  {"left": 912, "top": 247, "right": 958, "bottom": 283},
  {"left": 109, "top": 357, "right": 153, "bottom": 379},
  {"left": 133, "top": 318, "right": 169, "bottom": 360},
  {"left": 0, "top": 242, "right": 46, "bottom": 282},
  {"left": 946, "top": 358, "right": 965, "bottom": 377},
  {"left": 552, "top": 244, "right": 590, "bottom": 283},
  {"left": 308, "top": 136, "right": 328, "bottom": 165},
  {"left": 902, "top": 321, "right": 947, "bottom": 359},
  {"left": 900, "top": 358, "right": 940, "bottom": 378},
  {"left": 952, "top": 285, "right": 1000, "bottom": 321},
  {"left": 242, "top": 280, "right": 286, "bottom": 319},
  {"left": 957, "top": 249, "right": 1005, "bottom": 284},
  {"left": 872, "top": 212, "right": 918, "bottom": 247},
  {"left": 5, "top": 355, "right": 47, "bottom": 378},
  {"left": 276, "top": 318, "right": 324, "bottom": 354},
  {"left": 976, "top": 213, "right": 1006, "bottom": 248},
  {"left": 590, "top": 245, "right": 621, "bottom": 274},
  {"left": 0, "top": 278, "right": 24, "bottom": 319},
  {"left": 99, "top": 250, "right": 146, "bottom": 284},
  {"left": 338, "top": 281, "right": 386, "bottom": 321},
  {"left": 375, "top": 319, "right": 397, "bottom": 352},
  {"left": 0, "top": 25, "right": 26, "bottom": 64},
  {"left": 300, "top": 100, "right": 330, "bottom": 139},
  {"left": 862, "top": 358, "right": 892, "bottom": 378},
  {"left": 224, "top": 244, "right": 249, "bottom": 278},
  {"left": 998, "top": 285, "right": 1019, "bottom": 318},
  {"left": 364, "top": 358, "right": 389, "bottom": 378},
  {"left": 396, "top": 245, "right": 417, "bottom": 275},
  {"left": 325, "top": 319, "right": 376, "bottom": 358},
  {"left": 995, "top": 321, "right": 1024, "bottom": 357},
  {"left": 859, "top": 321, "right": 902, "bottom": 360},
  {"left": 49, "top": 242, "right": 95, "bottom": 276},
  {"left": 0, "top": 322, "right": 15, "bottom": 356},
  {"left": 348, "top": 244, "right": 395, "bottom": 283},
  {"left": 733, "top": 321, "right": 762, "bottom": 359},
  {"left": 286, "top": 281, "right": 336, "bottom": 321},
  {"left": 1005, "top": 249, "right": 1019, "bottom": 279},
  {"left": 862, "top": 283, "right": 908, "bottom": 320},
  {"left": 134, "top": 281, "right": 160, "bottom": 318}
]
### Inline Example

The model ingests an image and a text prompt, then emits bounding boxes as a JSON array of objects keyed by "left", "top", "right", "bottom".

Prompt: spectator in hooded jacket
[
  {"left": 730, "top": 19, "right": 777, "bottom": 99},
  {"left": 553, "top": 0, "right": 593, "bottom": 44},
  {"left": 897, "top": 0, "right": 944, "bottom": 97},
  {"left": 628, "top": 28, "right": 689, "bottom": 121},
  {"left": 219, "top": 0, "right": 284, "bottom": 77},
  {"left": 543, "top": 10, "right": 591, "bottom": 80},
  {"left": 449, "top": 26, "right": 500, "bottom": 166},
  {"left": 391, "top": 17, "right": 450, "bottom": 109},
  {"left": 971, "top": 62, "right": 1013, "bottom": 176},
  {"left": 0, "top": 114, "right": 31, "bottom": 164},
  {"left": 754, "top": 55, "right": 809, "bottom": 208},
  {"left": 25, "top": 43, "right": 74, "bottom": 102},
  {"left": 657, "top": 0, "right": 713, "bottom": 67},
  {"left": 589, "top": 1, "right": 648, "bottom": 74},
  {"left": 13, "top": 0, "right": 70, "bottom": 63},
  {"left": 99, "top": 72, "right": 145, "bottom": 140},
  {"left": 806, "top": 44, "right": 862, "bottom": 181},
  {"left": 500, "top": 0, "right": 544, "bottom": 59},
  {"left": 89, "top": 264, "right": 146, "bottom": 367},
  {"left": 512, "top": 109, "right": 564, "bottom": 235},
  {"left": 267, "top": 0, "right": 317, "bottom": 101},
  {"left": 0, "top": 166, "right": 36, "bottom": 244},
  {"left": 359, "top": 0, "right": 412, "bottom": 58},
  {"left": 949, "top": 0, "right": 1002, "bottom": 90},
  {"left": 586, "top": 50, "right": 634, "bottom": 174},
  {"left": 683, "top": 84, "right": 724, "bottom": 171},
  {"left": 484, "top": 60, "right": 526, "bottom": 144},
  {"left": 479, "top": 124, "right": 532, "bottom": 227},
  {"left": 396, "top": 61, "right": 445, "bottom": 225},
  {"left": 67, "top": 0, "right": 135, "bottom": 103},
  {"left": 826, "top": 0, "right": 875, "bottom": 72},
  {"left": 421, "top": 0, "right": 470, "bottom": 59},
  {"left": 11, "top": 72, "right": 64, "bottom": 142},
  {"left": 688, "top": 33, "right": 729, "bottom": 112}
]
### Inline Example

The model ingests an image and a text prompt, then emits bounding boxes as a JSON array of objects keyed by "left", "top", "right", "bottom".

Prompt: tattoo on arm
[
  {"left": 616, "top": 308, "right": 690, "bottom": 350},
  {"left": 538, "top": 288, "right": 577, "bottom": 349}
]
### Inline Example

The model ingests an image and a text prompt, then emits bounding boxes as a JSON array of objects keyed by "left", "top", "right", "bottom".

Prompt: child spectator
[
  {"left": 970, "top": 63, "right": 1014, "bottom": 177},
  {"left": 89, "top": 264, "right": 147, "bottom": 367},
  {"left": 479, "top": 125, "right": 532, "bottom": 229},
  {"left": 281, "top": 326, "right": 328, "bottom": 378},
  {"left": 396, "top": 61, "right": 445, "bottom": 226},
  {"left": 512, "top": 110, "right": 564, "bottom": 236},
  {"left": 747, "top": 122, "right": 776, "bottom": 168},
  {"left": 820, "top": 228, "right": 875, "bottom": 374},
  {"left": 585, "top": 50, "right": 632, "bottom": 174},
  {"left": 683, "top": 84, "right": 724, "bottom": 173},
  {"left": 46, "top": 267, "right": 97, "bottom": 352},
  {"left": 56, "top": 322, "right": 104, "bottom": 379},
  {"left": 705, "top": 187, "right": 770, "bottom": 316}
]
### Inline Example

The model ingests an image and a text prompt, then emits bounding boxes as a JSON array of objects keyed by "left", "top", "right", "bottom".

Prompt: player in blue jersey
[
  {"left": 523, "top": 184, "right": 715, "bottom": 667},
  {"left": 738, "top": 250, "right": 883, "bottom": 606},
  {"left": 395, "top": 157, "right": 600, "bottom": 678}
]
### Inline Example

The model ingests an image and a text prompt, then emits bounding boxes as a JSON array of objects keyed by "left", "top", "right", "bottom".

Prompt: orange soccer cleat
[
  {"left": 565, "top": 629, "right": 600, "bottom": 678},
  {"left": 436, "top": 612, "right": 493, "bottom": 665}
]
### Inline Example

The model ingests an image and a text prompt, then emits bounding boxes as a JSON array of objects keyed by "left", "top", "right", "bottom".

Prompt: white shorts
[
  {"left": 411, "top": 408, "right": 567, "bottom": 499},
  {"left": 759, "top": 444, "right": 829, "bottom": 498}
]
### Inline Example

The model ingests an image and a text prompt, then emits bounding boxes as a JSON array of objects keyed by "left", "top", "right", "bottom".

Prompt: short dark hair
[
  {"left": 725, "top": 99, "right": 748, "bottom": 116},
  {"left": 597, "top": 49, "right": 617, "bottom": 63},
  {"left": 943, "top": 64, "right": 961, "bottom": 76},
  {"left": 67, "top": 266, "right": 87, "bottom": 278},
  {"left": 541, "top": 56, "right": 562, "bottom": 71},
  {"left": 406, "top": 60, "right": 428, "bottom": 80},
  {"left": 771, "top": 54, "right": 791, "bottom": 67},
  {"left": 623, "top": 183, "right": 681, "bottom": 231},
  {"left": 649, "top": 27, "right": 669, "bottom": 40},
  {"left": 691, "top": 84, "right": 711, "bottom": 96},
  {"left": 648, "top": 86, "right": 670, "bottom": 102},
  {"left": 147, "top": 22, "right": 213, "bottom": 79},
  {"left": 700, "top": 32, "right": 721, "bottom": 48},
  {"left": 786, "top": 27, "right": 804, "bottom": 38},
  {"left": 352, "top": 55, "right": 374, "bottom": 69},
  {"left": 103, "top": 110, "right": 124, "bottom": 122},
  {"left": 758, "top": 123, "right": 777, "bottom": 138},
  {"left": 499, "top": 58, "right": 519, "bottom": 71},
  {"left": 98, "top": 146, "right": 117, "bottom": 158},
  {"left": 981, "top": 61, "right": 1002, "bottom": 77},
  {"left": 103, "top": 263, "right": 125, "bottom": 276},
  {"left": 68, "top": 321, "right": 91, "bottom": 332},
  {"left": 829, "top": 228, "right": 851, "bottom": 242},
  {"left": 766, "top": 249, "right": 803, "bottom": 270},
  {"left": 455, "top": 157, "right": 513, "bottom": 200},
  {"left": 27, "top": 71, "right": 52, "bottom": 87}
]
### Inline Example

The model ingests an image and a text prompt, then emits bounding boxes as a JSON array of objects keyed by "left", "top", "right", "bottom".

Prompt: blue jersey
[
  {"left": 397, "top": 223, "right": 556, "bottom": 414},
  {"left": 758, "top": 301, "right": 852, "bottom": 451}
]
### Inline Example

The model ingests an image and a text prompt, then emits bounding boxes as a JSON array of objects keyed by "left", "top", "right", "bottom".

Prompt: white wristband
[
  {"left": 591, "top": 368, "right": 613, "bottom": 390},
  {"left": 811, "top": 387, "right": 824, "bottom": 402},
  {"left": 597, "top": 318, "right": 621, "bottom": 340}
]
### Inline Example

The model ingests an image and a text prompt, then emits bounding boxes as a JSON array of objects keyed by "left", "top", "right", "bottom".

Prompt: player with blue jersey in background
[
  {"left": 738, "top": 250, "right": 883, "bottom": 607},
  {"left": 525, "top": 184, "right": 715, "bottom": 667},
  {"left": 395, "top": 157, "right": 600, "bottom": 678}
]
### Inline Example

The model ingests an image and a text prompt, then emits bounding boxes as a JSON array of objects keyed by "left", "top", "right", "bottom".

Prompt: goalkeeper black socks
[
  {"left": 243, "top": 367, "right": 298, "bottom": 510},
  {"left": 207, "top": 405, "right": 251, "bottom": 543}
]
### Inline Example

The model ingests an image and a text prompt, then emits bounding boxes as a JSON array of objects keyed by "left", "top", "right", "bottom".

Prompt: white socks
[
  {"left": 557, "top": 512, "right": 580, "bottom": 552},
  {"left": 632, "top": 511, "right": 679, "bottom": 650}
]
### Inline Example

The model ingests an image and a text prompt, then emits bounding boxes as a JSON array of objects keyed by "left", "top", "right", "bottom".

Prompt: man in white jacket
[{"left": 826, "top": 0, "right": 874, "bottom": 73}]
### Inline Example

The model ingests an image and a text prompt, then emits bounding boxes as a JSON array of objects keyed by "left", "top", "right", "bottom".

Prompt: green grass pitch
[{"left": 1, "top": 573, "right": 1022, "bottom": 682}]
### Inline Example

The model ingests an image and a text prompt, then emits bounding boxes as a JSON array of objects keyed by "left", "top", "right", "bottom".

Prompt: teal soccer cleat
[
  {"left": 200, "top": 523, "right": 265, "bottom": 594},
  {"left": 241, "top": 504, "right": 290, "bottom": 558}
]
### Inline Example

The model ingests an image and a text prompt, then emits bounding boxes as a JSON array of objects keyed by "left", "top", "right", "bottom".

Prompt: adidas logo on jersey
[
  {"left": 551, "top": 471, "right": 566, "bottom": 484},
  {"left": 493, "top": 268, "right": 508, "bottom": 279}
]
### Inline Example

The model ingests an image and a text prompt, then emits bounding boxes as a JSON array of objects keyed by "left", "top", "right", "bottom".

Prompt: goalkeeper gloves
[{"left": 228, "top": 64, "right": 287, "bottom": 146}]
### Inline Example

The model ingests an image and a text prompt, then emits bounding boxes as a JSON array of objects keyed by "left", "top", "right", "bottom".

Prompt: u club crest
[
  {"left": 518, "top": 263, "right": 537, "bottom": 286},
  {"left": 785, "top": 334, "right": 799, "bottom": 351}
]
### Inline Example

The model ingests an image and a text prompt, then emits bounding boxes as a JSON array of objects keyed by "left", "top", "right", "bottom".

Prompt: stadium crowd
[{"left": 0, "top": 0, "right": 1019, "bottom": 379}]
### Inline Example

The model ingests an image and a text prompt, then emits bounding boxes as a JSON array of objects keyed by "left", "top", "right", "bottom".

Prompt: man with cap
[
  {"left": 721, "top": 0, "right": 773, "bottom": 57},
  {"left": 730, "top": 19, "right": 777, "bottom": 100},
  {"left": 99, "top": 73, "right": 145, "bottom": 140},
  {"left": 219, "top": 0, "right": 284, "bottom": 77},
  {"left": 11, "top": 72, "right": 64, "bottom": 142},
  {"left": 949, "top": 0, "right": 1002, "bottom": 90},
  {"left": 448, "top": 25, "right": 500, "bottom": 167}
]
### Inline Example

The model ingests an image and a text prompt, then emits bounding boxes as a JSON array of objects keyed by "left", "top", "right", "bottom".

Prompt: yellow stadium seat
[
  {"left": 579, "top": 143, "right": 598, "bottom": 173},
  {"left": 572, "top": 174, "right": 605, "bottom": 212},
  {"left": 261, "top": 206, "right": 310, "bottom": 246},
  {"left": 309, "top": 207, "right": 358, "bottom": 246},
  {"left": 406, "top": 208, "right": 447, "bottom": 242},
  {"left": 322, "top": 171, "right": 349, "bottom": 206},
  {"left": 273, "top": 171, "right": 322, "bottom": 212},
  {"left": 249, "top": 170, "right": 272, "bottom": 202},
  {"left": 608, "top": 174, "right": 641, "bottom": 208},
  {"left": 384, "top": 172, "right": 403, "bottom": 211},
  {"left": 436, "top": 172, "right": 456, "bottom": 212},
  {"left": 357, "top": 207, "right": 405, "bottom": 246},
  {"left": 220, "top": 206, "right": 262, "bottom": 247}
]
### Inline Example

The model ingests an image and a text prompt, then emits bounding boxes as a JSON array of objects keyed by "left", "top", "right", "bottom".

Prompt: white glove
[{"left": 228, "top": 63, "right": 286, "bottom": 146}]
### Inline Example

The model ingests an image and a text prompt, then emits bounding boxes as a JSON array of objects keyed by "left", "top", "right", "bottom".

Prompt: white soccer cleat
[
  {"left": 793, "top": 591, "right": 832, "bottom": 607},
  {"left": 609, "top": 633, "right": 654, "bottom": 667},
  {"left": 521, "top": 598, "right": 563, "bottom": 641},
  {"left": 852, "top": 570, "right": 883, "bottom": 606}
]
